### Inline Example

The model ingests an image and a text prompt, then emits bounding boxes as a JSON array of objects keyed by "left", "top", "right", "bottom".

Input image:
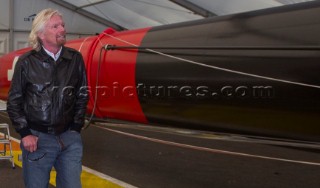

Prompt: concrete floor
[{"left": 1, "top": 110, "right": 320, "bottom": 188}]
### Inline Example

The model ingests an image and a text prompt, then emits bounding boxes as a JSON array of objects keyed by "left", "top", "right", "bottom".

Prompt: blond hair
[{"left": 29, "top": 8, "right": 63, "bottom": 51}]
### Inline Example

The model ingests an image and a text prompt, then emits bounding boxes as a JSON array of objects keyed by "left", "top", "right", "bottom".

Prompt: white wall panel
[
  {"left": 0, "top": 33, "right": 9, "bottom": 56},
  {"left": 12, "top": 32, "right": 92, "bottom": 51},
  {"left": 0, "top": 0, "right": 10, "bottom": 30},
  {"left": 0, "top": 0, "right": 108, "bottom": 54},
  {"left": 13, "top": 33, "right": 29, "bottom": 50}
]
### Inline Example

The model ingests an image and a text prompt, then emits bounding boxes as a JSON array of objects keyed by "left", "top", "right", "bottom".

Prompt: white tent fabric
[{"left": 56, "top": 0, "right": 316, "bottom": 30}]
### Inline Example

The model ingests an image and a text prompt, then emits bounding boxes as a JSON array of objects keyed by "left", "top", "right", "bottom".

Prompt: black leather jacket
[{"left": 7, "top": 46, "right": 89, "bottom": 138}]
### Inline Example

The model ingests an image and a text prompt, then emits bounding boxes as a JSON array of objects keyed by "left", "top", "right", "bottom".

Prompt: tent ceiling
[{"left": 49, "top": 0, "right": 316, "bottom": 31}]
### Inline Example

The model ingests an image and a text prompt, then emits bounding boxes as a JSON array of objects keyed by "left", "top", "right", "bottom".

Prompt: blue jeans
[{"left": 21, "top": 129, "right": 83, "bottom": 188}]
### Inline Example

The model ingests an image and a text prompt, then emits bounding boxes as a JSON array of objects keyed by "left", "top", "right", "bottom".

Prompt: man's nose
[{"left": 59, "top": 25, "right": 66, "bottom": 32}]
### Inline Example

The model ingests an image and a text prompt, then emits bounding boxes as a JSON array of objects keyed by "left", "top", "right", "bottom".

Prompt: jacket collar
[
  {"left": 33, "top": 46, "right": 73, "bottom": 62},
  {"left": 43, "top": 46, "right": 62, "bottom": 61},
  {"left": 59, "top": 46, "right": 73, "bottom": 60}
]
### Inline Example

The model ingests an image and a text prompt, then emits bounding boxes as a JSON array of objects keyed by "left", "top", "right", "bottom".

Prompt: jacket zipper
[{"left": 51, "top": 59, "right": 58, "bottom": 127}]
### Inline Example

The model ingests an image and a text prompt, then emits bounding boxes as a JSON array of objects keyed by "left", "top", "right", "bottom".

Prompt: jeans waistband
[{"left": 30, "top": 124, "right": 69, "bottom": 135}]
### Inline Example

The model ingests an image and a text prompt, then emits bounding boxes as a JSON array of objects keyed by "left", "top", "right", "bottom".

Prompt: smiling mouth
[
  {"left": 57, "top": 35, "right": 66, "bottom": 39},
  {"left": 57, "top": 35, "right": 66, "bottom": 45}
]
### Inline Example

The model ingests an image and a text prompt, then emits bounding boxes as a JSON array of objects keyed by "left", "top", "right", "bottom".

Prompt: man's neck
[
  {"left": 42, "top": 46, "right": 62, "bottom": 61},
  {"left": 42, "top": 46, "right": 61, "bottom": 55}
]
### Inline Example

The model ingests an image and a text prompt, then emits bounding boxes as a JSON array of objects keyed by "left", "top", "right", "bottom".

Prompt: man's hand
[{"left": 22, "top": 135, "right": 38, "bottom": 152}]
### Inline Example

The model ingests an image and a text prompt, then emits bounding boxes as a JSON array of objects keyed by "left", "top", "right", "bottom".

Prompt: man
[{"left": 7, "top": 8, "right": 89, "bottom": 188}]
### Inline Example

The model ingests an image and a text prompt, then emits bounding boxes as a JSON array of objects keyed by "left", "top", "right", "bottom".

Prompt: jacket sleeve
[
  {"left": 7, "top": 58, "right": 32, "bottom": 138},
  {"left": 70, "top": 53, "right": 89, "bottom": 132}
]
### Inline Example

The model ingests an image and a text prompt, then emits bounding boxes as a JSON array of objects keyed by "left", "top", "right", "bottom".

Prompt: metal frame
[
  {"left": 169, "top": 0, "right": 216, "bottom": 17},
  {"left": 49, "top": 0, "right": 214, "bottom": 31},
  {"left": 49, "top": 0, "right": 125, "bottom": 31},
  {"left": 0, "top": 123, "right": 15, "bottom": 169}
]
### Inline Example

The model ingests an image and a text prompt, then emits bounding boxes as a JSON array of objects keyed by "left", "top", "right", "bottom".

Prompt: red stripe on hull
[
  {"left": 0, "top": 48, "right": 30, "bottom": 100},
  {"left": 88, "top": 28, "right": 151, "bottom": 123}
]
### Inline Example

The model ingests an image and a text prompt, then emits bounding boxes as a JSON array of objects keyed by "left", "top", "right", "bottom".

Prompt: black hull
[{"left": 135, "top": 1, "right": 320, "bottom": 141}]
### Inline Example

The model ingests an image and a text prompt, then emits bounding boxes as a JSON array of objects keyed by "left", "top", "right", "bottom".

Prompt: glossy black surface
[{"left": 136, "top": 1, "right": 320, "bottom": 141}]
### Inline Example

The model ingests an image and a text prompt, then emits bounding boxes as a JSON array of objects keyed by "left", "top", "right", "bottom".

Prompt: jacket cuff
[
  {"left": 19, "top": 127, "right": 32, "bottom": 138},
  {"left": 70, "top": 123, "right": 83, "bottom": 133}
]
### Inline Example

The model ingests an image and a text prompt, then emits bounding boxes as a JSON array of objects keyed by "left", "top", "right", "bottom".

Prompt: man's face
[{"left": 39, "top": 15, "right": 66, "bottom": 49}]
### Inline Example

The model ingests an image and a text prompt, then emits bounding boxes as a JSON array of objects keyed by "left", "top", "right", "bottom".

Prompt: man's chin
[{"left": 57, "top": 39, "right": 66, "bottom": 46}]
